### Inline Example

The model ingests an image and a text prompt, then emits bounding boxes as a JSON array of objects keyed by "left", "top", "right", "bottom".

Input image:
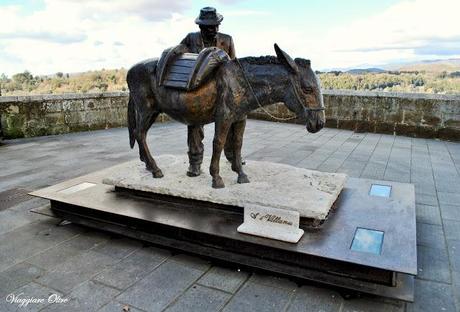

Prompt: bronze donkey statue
[{"left": 127, "top": 44, "right": 325, "bottom": 188}]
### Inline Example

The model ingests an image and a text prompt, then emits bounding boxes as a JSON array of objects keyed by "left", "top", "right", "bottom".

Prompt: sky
[{"left": 0, "top": 0, "right": 459, "bottom": 76}]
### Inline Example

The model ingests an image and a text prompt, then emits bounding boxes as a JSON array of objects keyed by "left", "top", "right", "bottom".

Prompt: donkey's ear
[{"left": 274, "top": 43, "right": 299, "bottom": 74}]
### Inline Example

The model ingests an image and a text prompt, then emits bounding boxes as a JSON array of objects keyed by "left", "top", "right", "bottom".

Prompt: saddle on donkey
[{"left": 157, "top": 44, "right": 231, "bottom": 91}]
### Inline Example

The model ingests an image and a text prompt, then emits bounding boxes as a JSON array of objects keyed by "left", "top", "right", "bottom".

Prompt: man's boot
[{"left": 187, "top": 125, "right": 204, "bottom": 177}]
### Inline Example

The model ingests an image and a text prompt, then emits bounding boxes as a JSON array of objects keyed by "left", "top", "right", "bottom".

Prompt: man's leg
[
  {"left": 224, "top": 124, "right": 234, "bottom": 162},
  {"left": 187, "top": 125, "right": 204, "bottom": 177}
]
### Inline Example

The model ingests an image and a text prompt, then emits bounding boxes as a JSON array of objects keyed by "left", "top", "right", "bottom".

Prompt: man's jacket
[{"left": 180, "top": 32, "right": 236, "bottom": 59}]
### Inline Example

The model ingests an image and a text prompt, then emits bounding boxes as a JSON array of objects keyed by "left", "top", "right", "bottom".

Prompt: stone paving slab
[
  {"left": 0, "top": 219, "right": 82, "bottom": 272},
  {"left": 221, "top": 280, "right": 294, "bottom": 312},
  {"left": 0, "top": 282, "right": 63, "bottom": 312},
  {"left": 197, "top": 267, "right": 248, "bottom": 294},
  {"left": 36, "top": 250, "right": 120, "bottom": 294},
  {"left": 116, "top": 260, "right": 205, "bottom": 311},
  {"left": 41, "top": 280, "right": 120, "bottom": 312},
  {"left": 27, "top": 231, "right": 110, "bottom": 271},
  {"left": 164, "top": 285, "right": 231, "bottom": 312},
  {"left": 286, "top": 285, "right": 343, "bottom": 312},
  {"left": 0, "top": 262, "right": 46, "bottom": 299},
  {"left": 0, "top": 120, "right": 459, "bottom": 311},
  {"left": 415, "top": 204, "right": 442, "bottom": 225},
  {"left": 406, "top": 279, "right": 457, "bottom": 312},
  {"left": 92, "top": 246, "right": 170, "bottom": 291}
]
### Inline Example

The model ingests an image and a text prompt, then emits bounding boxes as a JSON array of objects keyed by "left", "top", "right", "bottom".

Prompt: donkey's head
[{"left": 274, "top": 44, "right": 325, "bottom": 133}]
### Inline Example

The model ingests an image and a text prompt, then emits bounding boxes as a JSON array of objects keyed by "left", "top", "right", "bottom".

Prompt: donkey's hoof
[
  {"left": 212, "top": 177, "right": 225, "bottom": 189},
  {"left": 237, "top": 174, "right": 250, "bottom": 184},
  {"left": 152, "top": 169, "right": 164, "bottom": 178},
  {"left": 186, "top": 165, "right": 201, "bottom": 177}
]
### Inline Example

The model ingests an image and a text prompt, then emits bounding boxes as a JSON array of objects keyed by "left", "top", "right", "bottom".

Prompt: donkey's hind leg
[{"left": 137, "top": 112, "right": 163, "bottom": 178}]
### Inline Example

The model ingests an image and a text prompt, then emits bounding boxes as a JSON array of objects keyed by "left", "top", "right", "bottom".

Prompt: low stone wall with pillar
[{"left": 0, "top": 90, "right": 459, "bottom": 141}]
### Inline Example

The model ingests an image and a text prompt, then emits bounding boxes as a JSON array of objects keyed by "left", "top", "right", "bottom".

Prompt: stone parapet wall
[
  {"left": 1, "top": 90, "right": 459, "bottom": 140},
  {"left": 248, "top": 90, "right": 460, "bottom": 141},
  {"left": 0, "top": 92, "right": 130, "bottom": 138}
]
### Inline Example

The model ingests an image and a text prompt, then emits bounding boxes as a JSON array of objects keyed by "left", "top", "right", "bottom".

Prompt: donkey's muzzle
[
  {"left": 306, "top": 121, "right": 322, "bottom": 133},
  {"left": 306, "top": 111, "right": 325, "bottom": 133}
]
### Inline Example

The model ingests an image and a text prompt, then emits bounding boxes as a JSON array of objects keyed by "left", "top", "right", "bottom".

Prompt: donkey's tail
[{"left": 128, "top": 94, "right": 136, "bottom": 149}]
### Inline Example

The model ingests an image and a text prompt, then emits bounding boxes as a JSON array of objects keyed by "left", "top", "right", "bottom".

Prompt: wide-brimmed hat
[{"left": 195, "top": 7, "right": 223, "bottom": 26}]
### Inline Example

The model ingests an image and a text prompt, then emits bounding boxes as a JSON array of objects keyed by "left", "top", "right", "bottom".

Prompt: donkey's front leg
[
  {"left": 210, "top": 121, "right": 231, "bottom": 188},
  {"left": 231, "top": 119, "right": 249, "bottom": 184}
]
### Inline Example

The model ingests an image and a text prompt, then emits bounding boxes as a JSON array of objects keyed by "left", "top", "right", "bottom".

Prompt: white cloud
[
  {"left": 310, "top": 0, "right": 460, "bottom": 69},
  {"left": 44, "top": 0, "right": 190, "bottom": 21},
  {"left": 0, "top": 0, "right": 194, "bottom": 75},
  {"left": 0, "top": 31, "right": 87, "bottom": 44},
  {"left": 225, "top": 9, "right": 271, "bottom": 17},
  {"left": 232, "top": 0, "right": 460, "bottom": 70},
  {"left": 214, "top": 0, "right": 247, "bottom": 4},
  {"left": 0, "top": 0, "right": 459, "bottom": 75}
]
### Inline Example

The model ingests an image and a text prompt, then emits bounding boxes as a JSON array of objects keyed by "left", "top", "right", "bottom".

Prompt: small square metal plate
[
  {"left": 58, "top": 182, "right": 96, "bottom": 195},
  {"left": 351, "top": 228, "right": 384, "bottom": 255},
  {"left": 369, "top": 184, "right": 392, "bottom": 198}
]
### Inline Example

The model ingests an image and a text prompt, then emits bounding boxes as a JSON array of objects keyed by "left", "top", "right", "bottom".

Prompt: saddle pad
[
  {"left": 159, "top": 46, "right": 230, "bottom": 91},
  {"left": 163, "top": 53, "right": 198, "bottom": 89}
]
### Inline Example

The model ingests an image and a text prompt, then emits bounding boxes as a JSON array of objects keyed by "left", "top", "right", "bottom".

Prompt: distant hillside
[
  {"left": 2, "top": 61, "right": 460, "bottom": 96},
  {"left": 0, "top": 68, "right": 127, "bottom": 96},
  {"left": 346, "top": 68, "right": 385, "bottom": 74},
  {"left": 388, "top": 58, "right": 460, "bottom": 73},
  {"left": 320, "top": 59, "right": 460, "bottom": 94}
]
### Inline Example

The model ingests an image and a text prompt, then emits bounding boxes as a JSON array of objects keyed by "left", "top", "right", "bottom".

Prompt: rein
[
  {"left": 235, "top": 58, "right": 324, "bottom": 122},
  {"left": 288, "top": 76, "right": 326, "bottom": 112}
]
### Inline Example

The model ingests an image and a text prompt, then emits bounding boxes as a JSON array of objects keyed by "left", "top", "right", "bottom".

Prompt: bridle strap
[
  {"left": 288, "top": 75, "right": 325, "bottom": 112},
  {"left": 235, "top": 58, "right": 298, "bottom": 121},
  {"left": 307, "top": 108, "right": 326, "bottom": 111}
]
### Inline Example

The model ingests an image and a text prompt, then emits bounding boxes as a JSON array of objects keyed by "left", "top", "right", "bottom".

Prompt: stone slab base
[{"left": 102, "top": 155, "right": 347, "bottom": 221}]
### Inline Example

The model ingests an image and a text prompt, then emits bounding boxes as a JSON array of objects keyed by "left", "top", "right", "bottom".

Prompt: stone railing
[
  {"left": 249, "top": 90, "right": 460, "bottom": 141},
  {"left": 0, "top": 92, "right": 129, "bottom": 138},
  {"left": 1, "top": 90, "right": 459, "bottom": 140}
]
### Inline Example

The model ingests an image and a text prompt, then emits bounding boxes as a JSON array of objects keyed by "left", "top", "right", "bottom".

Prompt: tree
[
  {"left": 412, "top": 77, "right": 424, "bottom": 87},
  {"left": 56, "top": 72, "right": 64, "bottom": 78},
  {"left": 12, "top": 71, "right": 33, "bottom": 84},
  {"left": 0, "top": 73, "right": 6, "bottom": 95}
]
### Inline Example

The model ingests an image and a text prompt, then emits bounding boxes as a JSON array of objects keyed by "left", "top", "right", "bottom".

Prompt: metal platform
[{"left": 30, "top": 163, "right": 417, "bottom": 302}]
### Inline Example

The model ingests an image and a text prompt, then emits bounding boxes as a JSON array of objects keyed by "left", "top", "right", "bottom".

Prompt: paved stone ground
[{"left": 0, "top": 120, "right": 459, "bottom": 312}]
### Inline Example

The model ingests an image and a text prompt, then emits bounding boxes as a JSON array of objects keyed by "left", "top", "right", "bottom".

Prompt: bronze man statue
[{"left": 180, "top": 7, "right": 237, "bottom": 177}]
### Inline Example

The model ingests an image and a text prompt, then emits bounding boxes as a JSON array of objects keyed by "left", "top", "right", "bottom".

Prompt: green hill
[
  {"left": 1, "top": 60, "right": 460, "bottom": 96},
  {"left": 388, "top": 59, "right": 460, "bottom": 73},
  {"left": 0, "top": 69, "right": 128, "bottom": 96}
]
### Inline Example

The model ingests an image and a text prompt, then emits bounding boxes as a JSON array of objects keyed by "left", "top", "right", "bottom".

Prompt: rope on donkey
[{"left": 235, "top": 58, "right": 298, "bottom": 122}]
